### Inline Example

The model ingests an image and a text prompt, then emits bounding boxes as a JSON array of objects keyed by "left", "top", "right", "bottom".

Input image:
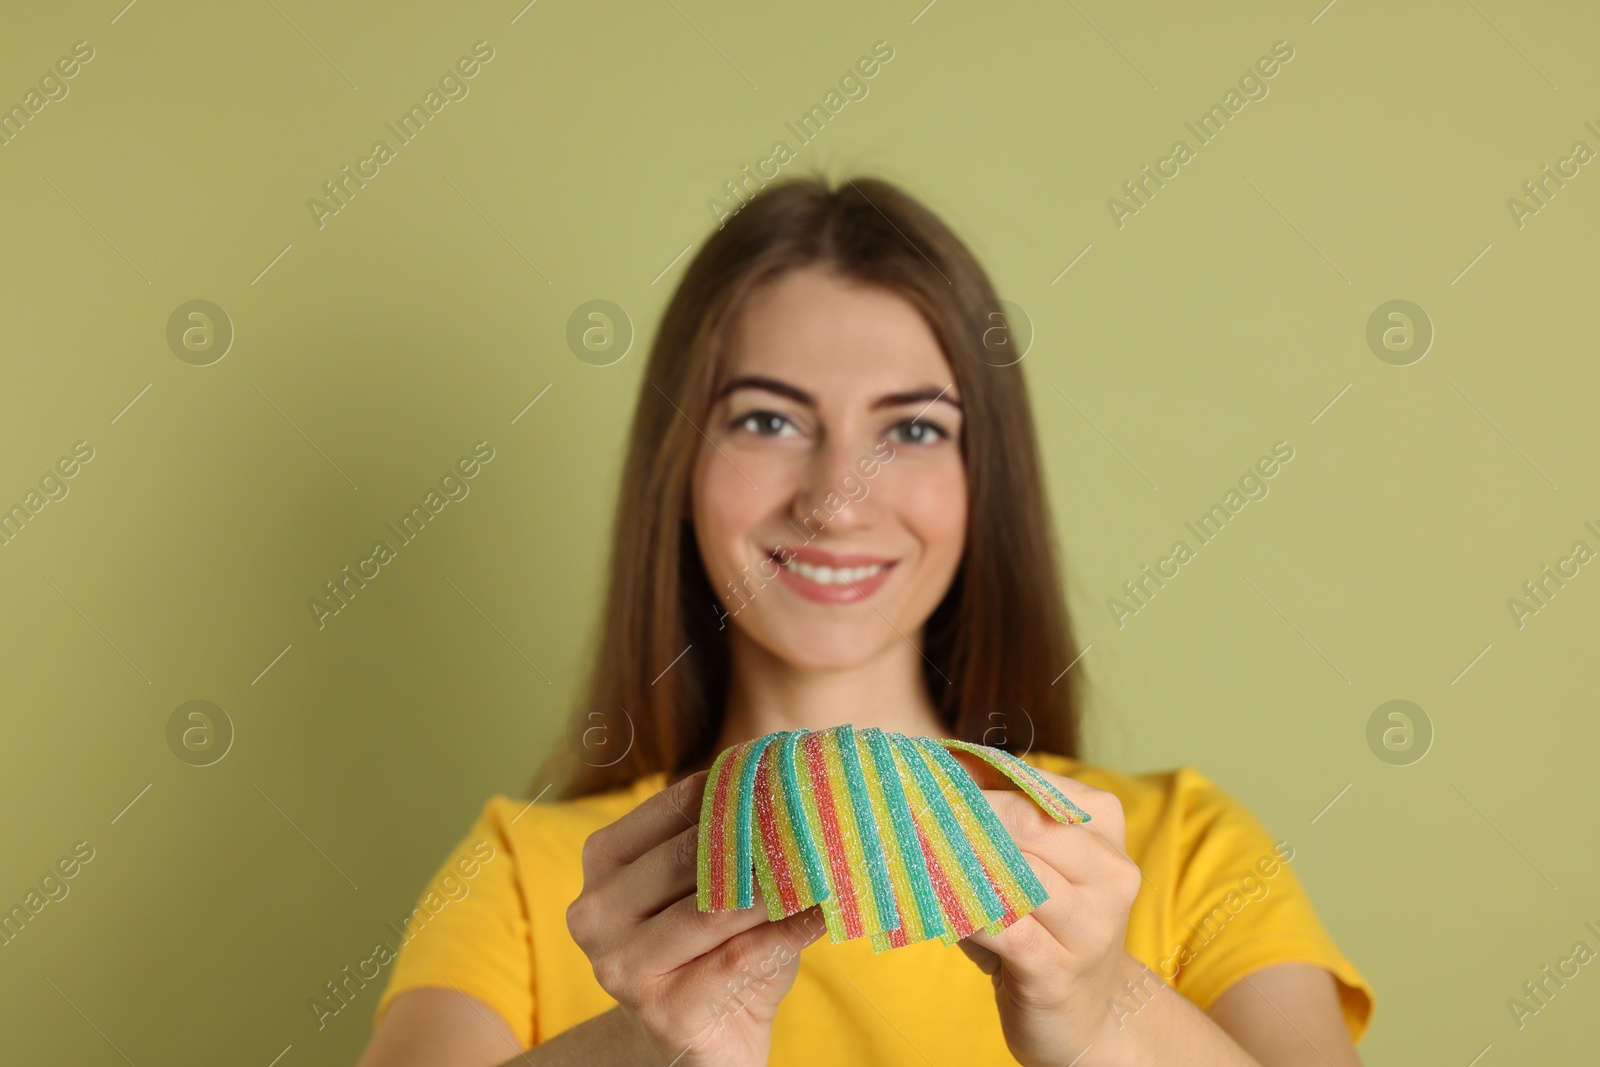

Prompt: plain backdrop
[{"left": 0, "top": 1, "right": 1595, "bottom": 1063}]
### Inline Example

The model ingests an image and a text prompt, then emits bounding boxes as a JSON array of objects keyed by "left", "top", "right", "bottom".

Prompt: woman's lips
[{"left": 767, "top": 548, "right": 896, "bottom": 604}]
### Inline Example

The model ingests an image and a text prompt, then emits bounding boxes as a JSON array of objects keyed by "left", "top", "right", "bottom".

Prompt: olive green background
[{"left": 2, "top": 0, "right": 1596, "bottom": 1063}]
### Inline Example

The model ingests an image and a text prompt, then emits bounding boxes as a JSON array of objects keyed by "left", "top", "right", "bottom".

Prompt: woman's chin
[{"left": 746, "top": 624, "right": 898, "bottom": 674}]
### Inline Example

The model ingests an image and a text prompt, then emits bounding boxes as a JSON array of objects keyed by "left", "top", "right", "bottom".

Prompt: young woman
[{"left": 355, "top": 177, "right": 1374, "bottom": 1067}]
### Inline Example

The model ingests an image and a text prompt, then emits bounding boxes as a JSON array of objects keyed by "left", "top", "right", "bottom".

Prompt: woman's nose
[{"left": 789, "top": 437, "right": 875, "bottom": 536}]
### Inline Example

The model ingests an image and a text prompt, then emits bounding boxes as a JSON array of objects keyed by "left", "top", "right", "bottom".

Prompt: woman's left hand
[{"left": 953, "top": 760, "right": 1145, "bottom": 1067}]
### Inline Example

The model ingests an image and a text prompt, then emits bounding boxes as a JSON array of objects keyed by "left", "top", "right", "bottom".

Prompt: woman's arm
[
  {"left": 1206, "top": 962, "right": 1363, "bottom": 1066},
  {"left": 1078, "top": 955, "right": 1361, "bottom": 1065},
  {"left": 359, "top": 937, "right": 1360, "bottom": 1067},
  {"left": 955, "top": 759, "right": 1367, "bottom": 1067},
  {"left": 355, "top": 988, "right": 657, "bottom": 1067},
  {"left": 354, "top": 770, "right": 825, "bottom": 1067}
]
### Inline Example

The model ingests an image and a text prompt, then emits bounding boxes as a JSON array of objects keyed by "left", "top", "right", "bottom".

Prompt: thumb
[
  {"left": 957, "top": 934, "right": 1002, "bottom": 976},
  {"left": 712, "top": 904, "right": 827, "bottom": 993},
  {"left": 755, "top": 904, "right": 829, "bottom": 963}
]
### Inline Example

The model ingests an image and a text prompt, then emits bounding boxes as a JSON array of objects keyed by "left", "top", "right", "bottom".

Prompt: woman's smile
[{"left": 767, "top": 545, "right": 898, "bottom": 603}]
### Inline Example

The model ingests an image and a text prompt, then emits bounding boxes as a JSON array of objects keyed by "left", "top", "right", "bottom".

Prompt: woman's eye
[
  {"left": 889, "top": 419, "right": 948, "bottom": 445},
  {"left": 736, "top": 411, "right": 795, "bottom": 437}
]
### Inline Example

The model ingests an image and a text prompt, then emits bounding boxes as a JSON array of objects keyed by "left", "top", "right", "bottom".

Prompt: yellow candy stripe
[{"left": 696, "top": 725, "right": 1095, "bottom": 954}]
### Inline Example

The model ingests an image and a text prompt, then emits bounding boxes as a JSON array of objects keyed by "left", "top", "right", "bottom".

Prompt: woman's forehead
[{"left": 720, "top": 270, "right": 951, "bottom": 392}]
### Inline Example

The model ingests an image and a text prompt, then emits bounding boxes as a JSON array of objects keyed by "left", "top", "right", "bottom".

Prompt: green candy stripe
[
  {"left": 919, "top": 739, "right": 1050, "bottom": 909},
  {"left": 861, "top": 727, "right": 944, "bottom": 941},
  {"left": 791, "top": 731, "right": 847, "bottom": 941},
  {"left": 835, "top": 724, "right": 899, "bottom": 935},
  {"left": 894, "top": 736, "right": 1006, "bottom": 929},
  {"left": 935, "top": 740, "right": 1092, "bottom": 824},
  {"left": 750, "top": 748, "right": 787, "bottom": 921},
  {"left": 696, "top": 738, "right": 743, "bottom": 911},
  {"left": 996, "top": 749, "right": 1094, "bottom": 825},
  {"left": 733, "top": 731, "right": 780, "bottom": 909},
  {"left": 777, "top": 730, "right": 831, "bottom": 905}
]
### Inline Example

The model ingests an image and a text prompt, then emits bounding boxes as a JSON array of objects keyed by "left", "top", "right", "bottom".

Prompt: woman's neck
[{"left": 710, "top": 629, "right": 949, "bottom": 756}]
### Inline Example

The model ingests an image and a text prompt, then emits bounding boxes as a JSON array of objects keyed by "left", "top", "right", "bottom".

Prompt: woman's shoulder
[
  {"left": 1021, "top": 749, "right": 1228, "bottom": 804},
  {"left": 474, "top": 771, "right": 675, "bottom": 853},
  {"left": 1024, "top": 749, "right": 1372, "bottom": 1039},
  {"left": 1019, "top": 750, "right": 1276, "bottom": 845}
]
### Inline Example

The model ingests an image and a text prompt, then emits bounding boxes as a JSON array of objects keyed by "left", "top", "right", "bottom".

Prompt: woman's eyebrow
[
  {"left": 717, "top": 376, "right": 963, "bottom": 412},
  {"left": 717, "top": 375, "right": 812, "bottom": 405},
  {"left": 872, "top": 386, "right": 962, "bottom": 412}
]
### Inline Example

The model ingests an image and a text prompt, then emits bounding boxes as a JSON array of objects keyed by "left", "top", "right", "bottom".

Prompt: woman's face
[{"left": 691, "top": 266, "right": 968, "bottom": 672}]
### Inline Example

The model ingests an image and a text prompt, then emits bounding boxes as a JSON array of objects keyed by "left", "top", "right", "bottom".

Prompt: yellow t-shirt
[{"left": 374, "top": 752, "right": 1374, "bottom": 1061}]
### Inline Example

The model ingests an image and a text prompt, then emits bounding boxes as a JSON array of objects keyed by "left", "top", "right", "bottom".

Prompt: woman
[{"left": 356, "top": 176, "right": 1374, "bottom": 1066}]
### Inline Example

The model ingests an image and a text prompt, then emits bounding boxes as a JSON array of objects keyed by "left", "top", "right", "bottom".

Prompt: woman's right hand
[{"left": 566, "top": 768, "right": 826, "bottom": 1067}]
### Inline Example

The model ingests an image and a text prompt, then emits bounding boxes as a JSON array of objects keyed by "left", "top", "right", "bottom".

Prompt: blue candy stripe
[
  {"left": 936, "top": 739, "right": 1091, "bottom": 824},
  {"left": 893, "top": 735, "right": 1007, "bottom": 929},
  {"left": 920, "top": 739, "right": 1051, "bottom": 909},
  {"left": 835, "top": 724, "right": 899, "bottom": 934},
  {"left": 733, "top": 731, "right": 780, "bottom": 909},
  {"left": 861, "top": 727, "right": 945, "bottom": 941},
  {"left": 777, "top": 730, "right": 831, "bottom": 904}
]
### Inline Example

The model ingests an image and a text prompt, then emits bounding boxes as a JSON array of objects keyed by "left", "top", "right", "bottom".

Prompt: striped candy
[{"left": 694, "top": 725, "right": 1092, "bottom": 952}]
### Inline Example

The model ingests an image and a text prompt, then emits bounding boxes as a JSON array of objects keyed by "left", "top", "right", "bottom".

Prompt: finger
[
  {"left": 1078, "top": 813, "right": 1133, "bottom": 869},
  {"left": 655, "top": 905, "right": 826, "bottom": 1046},
  {"left": 711, "top": 903, "right": 827, "bottom": 973},
  {"left": 631, "top": 884, "right": 797, "bottom": 976},
  {"left": 946, "top": 750, "right": 1120, "bottom": 836},
  {"left": 686, "top": 905, "right": 827, "bottom": 992},
  {"left": 943, "top": 747, "right": 1093, "bottom": 803},
  {"left": 982, "top": 778, "right": 1126, "bottom": 857},
  {"left": 956, "top": 935, "right": 1001, "bottom": 977},
  {"left": 960, "top": 912, "right": 1061, "bottom": 981},
  {"left": 1007, "top": 835, "right": 1144, "bottom": 957},
  {"left": 582, "top": 770, "right": 708, "bottom": 879},
  {"left": 605, "top": 821, "right": 700, "bottom": 920},
  {"left": 1010, "top": 847, "right": 1087, "bottom": 945},
  {"left": 944, "top": 746, "right": 1010, "bottom": 788},
  {"left": 1027, "top": 768, "right": 1128, "bottom": 845},
  {"left": 986, "top": 787, "right": 1126, "bottom": 860},
  {"left": 980, "top": 790, "right": 1120, "bottom": 889}
]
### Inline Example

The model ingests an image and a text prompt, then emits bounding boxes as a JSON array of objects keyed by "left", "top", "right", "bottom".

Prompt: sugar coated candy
[{"left": 694, "top": 725, "right": 1091, "bottom": 952}]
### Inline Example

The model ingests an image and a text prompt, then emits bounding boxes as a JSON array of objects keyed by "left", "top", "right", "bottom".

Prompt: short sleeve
[
  {"left": 1164, "top": 768, "right": 1374, "bottom": 1043},
  {"left": 372, "top": 796, "right": 535, "bottom": 1047}
]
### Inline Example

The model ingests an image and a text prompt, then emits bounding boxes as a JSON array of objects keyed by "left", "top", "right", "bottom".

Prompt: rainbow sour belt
[{"left": 694, "top": 724, "right": 1092, "bottom": 952}]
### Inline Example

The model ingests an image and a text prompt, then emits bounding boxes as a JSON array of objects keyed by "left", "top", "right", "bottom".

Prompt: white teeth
[{"left": 780, "top": 558, "right": 884, "bottom": 585}]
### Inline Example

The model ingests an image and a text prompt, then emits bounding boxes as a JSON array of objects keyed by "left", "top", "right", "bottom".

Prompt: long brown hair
[{"left": 542, "top": 174, "right": 1084, "bottom": 800}]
